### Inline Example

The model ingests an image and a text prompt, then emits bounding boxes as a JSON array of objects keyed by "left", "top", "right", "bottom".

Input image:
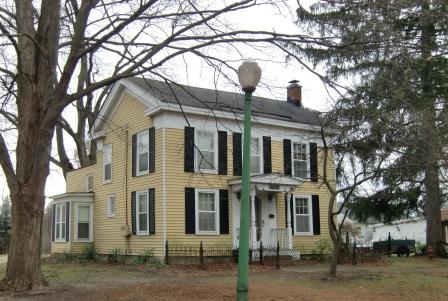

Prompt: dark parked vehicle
[{"left": 373, "top": 239, "right": 416, "bottom": 257}]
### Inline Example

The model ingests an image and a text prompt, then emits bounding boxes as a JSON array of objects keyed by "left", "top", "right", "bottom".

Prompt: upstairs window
[
  {"left": 250, "top": 137, "right": 262, "bottom": 174},
  {"left": 86, "top": 175, "right": 93, "bottom": 192},
  {"left": 137, "top": 130, "right": 149, "bottom": 175},
  {"left": 292, "top": 143, "right": 308, "bottom": 178},
  {"left": 103, "top": 144, "right": 112, "bottom": 183},
  {"left": 195, "top": 130, "right": 216, "bottom": 172}
]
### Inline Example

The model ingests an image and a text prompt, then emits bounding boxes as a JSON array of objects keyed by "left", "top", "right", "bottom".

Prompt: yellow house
[{"left": 50, "top": 78, "right": 335, "bottom": 258}]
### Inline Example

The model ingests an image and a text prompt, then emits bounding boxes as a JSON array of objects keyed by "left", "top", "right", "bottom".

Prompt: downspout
[
  {"left": 162, "top": 127, "right": 167, "bottom": 253},
  {"left": 124, "top": 126, "right": 130, "bottom": 254}
]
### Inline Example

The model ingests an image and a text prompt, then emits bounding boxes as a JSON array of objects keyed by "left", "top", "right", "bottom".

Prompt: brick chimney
[{"left": 287, "top": 80, "right": 302, "bottom": 107}]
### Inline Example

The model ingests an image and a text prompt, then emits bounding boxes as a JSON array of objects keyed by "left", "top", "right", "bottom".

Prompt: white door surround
[{"left": 229, "top": 173, "right": 302, "bottom": 249}]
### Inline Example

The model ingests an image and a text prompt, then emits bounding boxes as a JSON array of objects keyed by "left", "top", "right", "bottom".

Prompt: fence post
[
  {"left": 352, "top": 238, "right": 357, "bottom": 266},
  {"left": 259, "top": 241, "right": 264, "bottom": 265},
  {"left": 276, "top": 240, "right": 280, "bottom": 269},
  {"left": 199, "top": 240, "right": 204, "bottom": 269},
  {"left": 249, "top": 246, "right": 253, "bottom": 265},
  {"left": 165, "top": 240, "right": 169, "bottom": 265},
  {"left": 387, "top": 232, "right": 392, "bottom": 256}
]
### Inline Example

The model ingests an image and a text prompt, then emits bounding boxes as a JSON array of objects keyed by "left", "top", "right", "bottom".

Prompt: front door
[{"left": 256, "top": 192, "right": 277, "bottom": 245}]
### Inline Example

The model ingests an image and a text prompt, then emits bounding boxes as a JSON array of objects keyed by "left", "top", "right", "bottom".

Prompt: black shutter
[
  {"left": 263, "top": 136, "right": 272, "bottom": 174},
  {"left": 65, "top": 202, "right": 70, "bottom": 242},
  {"left": 312, "top": 195, "right": 321, "bottom": 235},
  {"left": 283, "top": 139, "right": 292, "bottom": 176},
  {"left": 233, "top": 132, "right": 242, "bottom": 176},
  {"left": 149, "top": 127, "right": 155, "bottom": 173},
  {"left": 309, "top": 142, "right": 318, "bottom": 182},
  {"left": 149, "top": 188, "right": 155, "bottom": 234},
  {"left": 285, "top": 194, "right": 294, "bottom": 234},
  {"left": 184, "top": 127, "right": 195, "bottom": 172},
  {"left": 131, "top": 191, "right": 136, "bottom": 235},
  {"left": 219, "top": 190, "right": 229, "bottom": 234},
  {"left": 290, "top": 194, "right": 294, "bottom": 234},
  {"left": 218, "top": 131, "right": 227, "bottom": 175},
  {"left": 185, "top": 187, "right": 195, "bottom": 234},
  {"left": 52, "top": 204, "right": 55, "bottom": 242},
  {"left": 132, "top": 134, "right": 137, "bottom": 177}
]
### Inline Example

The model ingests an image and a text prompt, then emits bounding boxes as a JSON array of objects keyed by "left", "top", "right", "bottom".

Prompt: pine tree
[
  {"left": 0, "top": 197, "right": 11, "bottom": 253},
  {"left": 291, "top": 0, "right": 448, "bottom": 254}
]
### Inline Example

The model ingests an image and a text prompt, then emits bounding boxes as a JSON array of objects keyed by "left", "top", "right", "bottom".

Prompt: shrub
[
  {"left": 109, "top": 248, "right": 125, "bottom": 264},
  {"left": 133, "top": 248, "right": 154, "bottom": 264},
  {"left": 83, "top": 244, "right": 98, "bottom": 261}
]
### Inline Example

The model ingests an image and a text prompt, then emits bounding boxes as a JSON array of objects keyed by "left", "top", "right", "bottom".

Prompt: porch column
[
  {"left": 250, "top": 188, "right": 257, "bottom": 249},
  {"left": 286, "top": 191, "right": 293, "bottom": 249}
]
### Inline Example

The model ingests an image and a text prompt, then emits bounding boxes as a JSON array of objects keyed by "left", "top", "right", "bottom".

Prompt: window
[
  {"left": 103, "top": 144, "right": 112, "bottom": 183},
  {"left": 196, "top": 190, "right": 219, "bottom": 234},
  {"left": 292, "top": 143, "right": 308, "bottom": 178},
  {"left": 195, "top": 130, "right": 216, "bottom": 172},
  {"left": 136, "top": 130, "right": 149, "bottom": 175},
  {"left": 137, "top": 191, "right": 149, "bottom": 235},
  {"left": 75, "top": 204, "right": 92, "bottom": 240},
  {"left": 107, "top": 195, "right": 116, "bottom": 217},
  {"left": 86, "top": 175, "right": 93, "bottom": 192},
  {"left": 55, "top": 203, "right": 66, "bottom": 241},
  {"left": 250, "top": 137, "right": 262, "bottom": 174},
  {"left": 294, "top": 196, "right": 312, "bottom": 235}
]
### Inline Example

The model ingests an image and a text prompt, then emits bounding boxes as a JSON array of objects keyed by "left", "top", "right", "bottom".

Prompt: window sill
[
  {"left": 54, "top": 240, "right": 68, "bottom": 243},
  {"left": 136, "top": 170, "right": 149, "bottom": 177},
  {"left": 74, "top": 238, "right": 93, "bottom": 242},
  {"left": 136, "top": 232, "right": 149, "bottom": 236},
  {"left": 194, "top": 169, "right": 218, "bottom": 175},
  {"left": 103, "top": 180, "right": 112, "bottom": 184},
  {"left": 107, "top": 214, "right": 116, "bottom": 218},
  {"left": 293, "top": 233, "right": 313, "bottom": 236},
  {"left": 196, "top": 231, "right": 220, "bottom": 236}
]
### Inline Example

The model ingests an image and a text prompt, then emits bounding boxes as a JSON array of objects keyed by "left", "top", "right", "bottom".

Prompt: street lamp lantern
[
  {"left": 238, "top": 60, "right": 262, "bottom": 92},
  {"left": 236, "top": 60, "right": 261, "bottom": 301}
]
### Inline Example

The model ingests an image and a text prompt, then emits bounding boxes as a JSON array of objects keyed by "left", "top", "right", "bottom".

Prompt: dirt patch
[{"left": 2, "top": 257, "right": 448, "bottom": 301}]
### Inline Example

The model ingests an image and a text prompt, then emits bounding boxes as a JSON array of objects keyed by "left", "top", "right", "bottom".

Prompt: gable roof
[
  {"left": 127, "top": 78, "right": 320, "bottom": 126},
  {"left": 92, "top": 77, "right": 321, "bottom": 137}
]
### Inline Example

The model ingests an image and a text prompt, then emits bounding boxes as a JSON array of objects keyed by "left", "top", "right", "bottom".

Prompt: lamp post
[{"left": 236, "top": 60, "right": 262, "bottom": 301}]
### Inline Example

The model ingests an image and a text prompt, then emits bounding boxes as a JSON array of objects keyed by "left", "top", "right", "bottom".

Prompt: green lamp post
[{"left": 236, "top": 60, "right": 262, "bottom": 301}]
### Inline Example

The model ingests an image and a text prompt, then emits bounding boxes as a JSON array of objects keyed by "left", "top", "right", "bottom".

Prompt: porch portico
[{"left": 229, "top": 173, "right": 302, "bottom": 250}]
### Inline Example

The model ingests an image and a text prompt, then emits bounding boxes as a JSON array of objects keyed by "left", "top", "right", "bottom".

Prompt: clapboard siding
[{"left": 56, "top": 93, "right": 336, "bottom": 256}]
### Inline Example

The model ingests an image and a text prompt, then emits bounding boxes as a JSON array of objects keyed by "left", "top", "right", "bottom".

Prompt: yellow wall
[{"left": 58, "top": 93, "right": 336, "bottom": 256}]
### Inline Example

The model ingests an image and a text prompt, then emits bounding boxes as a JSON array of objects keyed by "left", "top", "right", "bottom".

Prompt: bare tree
[{"left": 0, "top": 0, "right": 330, "bottom": 292}]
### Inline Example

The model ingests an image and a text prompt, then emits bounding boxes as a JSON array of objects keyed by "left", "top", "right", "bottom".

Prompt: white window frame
[
  {"left": 293, "top": 195, "right": 313, "bottom": 235},
  {"left": 107, "top": 194, "right": 116, "bottom": 218},
  {"left": 103, "top": 144, "right": 112, "bottom": 183},
  {"left": 136, "top": 190, "right": 149, "bottom": 235},
  {"left": 136, "top": 130, "right": 150, "bottom": 176},
  {"left": 54, "top": 203, "right": 67, "bottom": 242},
  {"left": 195, "top": 189, "right": 220, "bottom": 235},
  {"left": 86, "top": 175, "right": 93, "bottom": 192},
  {"left": 194, "top": 129, "right": 218, "bottom": 173},
  {"left": 291, "top": 142, "right": 309, "bottom": 179},
  {"left": 242, "top": 136, "right": 263, "bottom": 175},
  {"left": 74, "top": 203, "right": 93, "bottom": 241}
]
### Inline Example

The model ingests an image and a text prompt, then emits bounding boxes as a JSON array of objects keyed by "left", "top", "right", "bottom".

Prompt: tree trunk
[
  {"left": 424, "top": 163, "right": 443, "bottom": 255},
  {"left": 329, "top": 228, "right": 342, "bottom": 278},
  {"left": 2, "top": 191, "right": 47, "bottom": 291}
]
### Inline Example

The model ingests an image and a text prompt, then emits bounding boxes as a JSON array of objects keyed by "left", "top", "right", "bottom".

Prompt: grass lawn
[{"left": 0, "top": 256, "right": 447, "bottom": 300}]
